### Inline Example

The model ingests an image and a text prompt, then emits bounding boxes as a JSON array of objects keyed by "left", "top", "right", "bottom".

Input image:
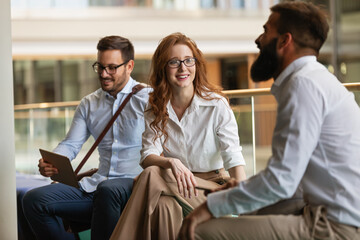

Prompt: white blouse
[{"left": 140, "top": 93, "right": 245, "bottom": 172}]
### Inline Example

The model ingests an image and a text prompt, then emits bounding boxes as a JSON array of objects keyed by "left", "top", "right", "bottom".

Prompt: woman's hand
[
  {"left": 168, "top": 158, "right": 198, "bottom": 198},
  {"left": 38, "top": 158, "right": 58, "bottom": 177}
]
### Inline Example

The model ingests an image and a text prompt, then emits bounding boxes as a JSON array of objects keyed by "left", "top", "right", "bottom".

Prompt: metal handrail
[
  {"left": 223, "top": 82, "right": 360, "bottom": 99},
  {"left": 14, "top": 101, "right": 80, "bottom": 110},
  {"left": 14, "top": 82, "right": 360, "bottom": 110}
]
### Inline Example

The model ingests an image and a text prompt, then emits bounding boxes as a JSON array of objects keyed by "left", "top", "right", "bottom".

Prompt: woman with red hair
[{"left": 110, "top": 32, "right": 246, "bottom": 240}]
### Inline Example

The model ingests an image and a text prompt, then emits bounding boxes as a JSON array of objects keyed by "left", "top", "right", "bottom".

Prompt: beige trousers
[
  {"left": 110, "top": 166, "right": 223, "bottom": 240},
  {"left": 195, "top": 205, "right": 360, "bottom": 240}
]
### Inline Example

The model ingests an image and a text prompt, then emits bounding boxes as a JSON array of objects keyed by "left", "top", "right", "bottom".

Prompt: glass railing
[
  {"left": 223, "top": 82, "right": 360, "bottom": 177},
  {"left": 14, "top": 82, "right": 360, "bottom": 178},
  {"left": 14, "top": 101, "right": 98, "bottom": 174}
]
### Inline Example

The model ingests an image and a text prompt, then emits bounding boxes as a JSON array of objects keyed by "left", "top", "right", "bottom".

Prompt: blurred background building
[
  {"left": 10, "top": 0, "right": 360, "bottom": 105},
  {"left": 11, "top": 0, "right": 360, "bottom": 176},
  {"left": 11, "top": 0, "right": 276, "bottom": 105}
]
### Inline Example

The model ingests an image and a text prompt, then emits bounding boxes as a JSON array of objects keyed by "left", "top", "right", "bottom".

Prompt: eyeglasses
[
  {"left": 92, "top": 60, "right": 129, "bottom": 74},
  {"left": 167, "top": 57, "right": 196, "bottom": 68}
]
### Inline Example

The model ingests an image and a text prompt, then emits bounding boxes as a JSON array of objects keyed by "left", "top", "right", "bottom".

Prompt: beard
[
  {"left": 99, "top": 68, "right": 128, "bottom": 96},
  {"left": 250, "top": 38, "right": 279, "bottom": 82}
]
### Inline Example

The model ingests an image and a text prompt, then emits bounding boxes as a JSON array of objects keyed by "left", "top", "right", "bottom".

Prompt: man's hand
[
  {"left": 205, "top": 178, "right": 240, "bottom": 196},
  {"left": 179, "top": 202, "right": 213, "bottom": 240},
  {"left": 38, "top": 158, "right": 58, "bottom": 177}
]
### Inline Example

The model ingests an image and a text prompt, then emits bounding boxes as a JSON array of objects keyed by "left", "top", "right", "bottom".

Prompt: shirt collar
[
  {"left": 104, "top": 77, "right": 135, "bottom": 99},
  {"left": 271, "top": 56, "right": 316, "bottom": 94},
  {"left": 192, "top": 93, "right": 218, "bottom": 107},
  {"left": 166, "top": 93, "right": 218, "bottom": 117}
]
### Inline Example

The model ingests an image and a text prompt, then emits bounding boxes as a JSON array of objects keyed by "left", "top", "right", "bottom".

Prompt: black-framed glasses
[
  {"left": 92, "top": 60, "right": 129, "bottom": 74},
  {"left": 167, "top": 57, "right": 196, "bottom": 68}
]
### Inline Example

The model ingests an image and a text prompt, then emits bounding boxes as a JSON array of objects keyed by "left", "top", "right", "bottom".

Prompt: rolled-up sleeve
[
  {"left": 140, "top": 110, "right": 164, "bottom": 165},
  {"left": 216, "top": 100, "right": 245, "bottom": 170}
]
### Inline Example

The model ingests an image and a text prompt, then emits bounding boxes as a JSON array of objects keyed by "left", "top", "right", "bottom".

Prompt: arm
[
  {"left": 179, "top": 78, "right": 325, "bottom": 239},
  {"left": 228, "top": 165, "right": 246, "bottom": 182},
  {"left": 207, "top": 77, "right": 325, "bottom": 218},
  {"left": 38, "top": 101, "right": 90, "bottom": 177},
  {"left": 216, "top": 98, "right": 246, "bottom": 175},
  {"left": 180, "top": 179, "right": 241, "bottom": 240},
  {"left": 179, "top": 202, "right": 213, "bottom": 240},
  {"left": 142, "top": 154, "right": 172, "bottom": 169},
  {"left": 140, "top": 111, "right": 198, "bottom": 198},
  {"left": 52, "top": 101, "right": 90, "bottom": 160}
]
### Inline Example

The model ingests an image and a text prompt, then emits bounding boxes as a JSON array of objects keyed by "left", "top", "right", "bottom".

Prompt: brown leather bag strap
[{"left": 74, "top": 84, "right": 145, "bottom": 175}]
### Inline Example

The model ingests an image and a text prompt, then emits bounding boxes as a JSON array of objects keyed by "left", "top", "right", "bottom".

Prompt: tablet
[{"left": 39, "top": 149, "right": 79, "bottom": 188}]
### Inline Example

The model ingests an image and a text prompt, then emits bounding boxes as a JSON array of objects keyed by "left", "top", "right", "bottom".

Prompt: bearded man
[{"left": 180, "top": 2, "right": 360, "bottom": 239}]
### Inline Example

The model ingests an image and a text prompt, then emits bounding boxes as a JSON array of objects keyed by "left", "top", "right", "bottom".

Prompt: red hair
[{"left": 148, "top": 32, "right": 226, "bottom": 144}]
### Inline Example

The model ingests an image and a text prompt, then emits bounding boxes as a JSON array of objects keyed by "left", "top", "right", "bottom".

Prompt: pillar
[{"left": 0, "top": 0, "right": 18, "bottom": 239}]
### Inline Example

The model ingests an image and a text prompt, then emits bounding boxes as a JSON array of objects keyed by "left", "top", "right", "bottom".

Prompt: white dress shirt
[
  {"left": 208, "top": 56, "right": 360, "bottom": 227},
  {"left": 53, "top": 78, "right": 150, "bottom": 192},
  {"left": 140, "top": 93, "right": 245, "bottom": 172}
]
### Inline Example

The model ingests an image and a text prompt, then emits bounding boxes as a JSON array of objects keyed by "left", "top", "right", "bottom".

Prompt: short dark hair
[
  {"left": 271, "top": 2, "right": 329, "bottom": 53},
  {"left": 97, "top": 35, "right": 134, "bottom": 61}
]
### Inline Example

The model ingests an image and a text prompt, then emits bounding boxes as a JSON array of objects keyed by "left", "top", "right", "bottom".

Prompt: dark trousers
[{"left": 22, "top": 178, "right": 134, "bottom": 240}]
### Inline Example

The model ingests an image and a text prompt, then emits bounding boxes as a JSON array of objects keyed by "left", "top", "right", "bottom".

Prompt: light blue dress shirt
[
  {"left": 208, "top": 56, "right": 360, "bottom": 227},
  {"left": 53, "top": 78, "right": 150, "bottom": 192}
]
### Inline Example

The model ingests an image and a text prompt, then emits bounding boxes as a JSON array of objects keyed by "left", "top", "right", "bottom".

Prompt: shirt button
[{"left": 115, "top": 139, "right": 118, "bottom": 143}]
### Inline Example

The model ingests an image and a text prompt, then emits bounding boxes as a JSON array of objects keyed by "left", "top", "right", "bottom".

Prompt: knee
[
  {"left": 95, "top": 181, "right": 118, "bottom": 201},
  {"left": 142, "top": 165, "right": 162, "bottom": 177},
  {"left": 22, "top": 188, "right": 43, "bottom": 214},
  {"left": 95, "top": 179, "right": 133, "bottom": 203},
  {"left": 156, "top": 196, "right": 181, "bottom": 213}
]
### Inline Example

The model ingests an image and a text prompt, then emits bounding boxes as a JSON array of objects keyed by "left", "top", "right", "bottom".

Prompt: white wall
[
  {"left": 11, "top": 7, "right": 268, "bottom": 57},
  {"left": 0, "top": 0, "right": 17, "bottom": 239}
]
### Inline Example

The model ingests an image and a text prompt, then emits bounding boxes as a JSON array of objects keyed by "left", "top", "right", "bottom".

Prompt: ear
[
  {"left": 126, "top": 59, "right": 135, "bottom": 74},
  {"left": 277, "top": 32, "right": 293, "bottom": 50}
]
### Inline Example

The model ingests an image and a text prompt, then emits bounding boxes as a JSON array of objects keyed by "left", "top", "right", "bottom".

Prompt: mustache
[{"left": 100, "top": 77, "right": 113, "bottom": 81}]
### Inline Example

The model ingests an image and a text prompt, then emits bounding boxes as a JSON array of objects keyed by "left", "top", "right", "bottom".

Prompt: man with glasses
[{"left": 23, "top": 35, "right": 149, "bottom": 240}]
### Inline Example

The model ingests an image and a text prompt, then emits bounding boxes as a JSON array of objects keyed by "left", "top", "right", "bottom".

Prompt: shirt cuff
[
  {"left": 207, "top": 188, "right": 233, "bottom": 218},
  {"left": 53, "top": 145, "right": 74, "bottom": 161},
  {"left": 140, "top": 149, "right": 161, "bottom": 165},
  {"left": 221, "top": 151, "right": 246, "bottom": 171}
]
